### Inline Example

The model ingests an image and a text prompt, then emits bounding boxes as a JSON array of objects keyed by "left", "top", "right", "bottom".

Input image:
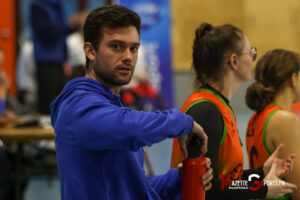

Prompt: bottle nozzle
[{"left": 186, "top": 135, "right": 202, "bottom": 158}]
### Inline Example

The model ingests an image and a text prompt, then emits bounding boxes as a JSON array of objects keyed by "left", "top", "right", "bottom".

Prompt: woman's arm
[{"left": 266, "top": 110, "right": 300, "bottom": 199}]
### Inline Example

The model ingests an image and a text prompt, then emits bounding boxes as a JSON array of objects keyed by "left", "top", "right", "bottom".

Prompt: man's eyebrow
[
  {"left": 132, "top": 42, "right": 140, "bottom": 47},
  {"left": 108, "top": 40, "right": 140, "bottom": 46}
]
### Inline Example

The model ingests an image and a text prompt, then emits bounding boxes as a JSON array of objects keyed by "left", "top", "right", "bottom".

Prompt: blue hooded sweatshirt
[{"left": 50, "top": 77, "right": 194, "bottom": 200}]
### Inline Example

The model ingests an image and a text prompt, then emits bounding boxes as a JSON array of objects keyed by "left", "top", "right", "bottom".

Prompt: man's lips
[{"left": 117, "top": 66, "right": 133, "bottom": 74}]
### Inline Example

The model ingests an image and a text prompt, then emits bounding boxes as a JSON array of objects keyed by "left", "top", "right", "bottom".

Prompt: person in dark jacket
[
  {"left": 30, "top": 0, "right": 82, "bottom": 114},
  {"left": 50, "top": 5, "right": 212, "bottom": 200}
]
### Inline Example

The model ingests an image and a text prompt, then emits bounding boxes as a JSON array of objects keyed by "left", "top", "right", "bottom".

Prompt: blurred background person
[
  {"left": 246, "top": 49, "right": 300, "bottom": 200},
  {"left": 16, "top": 40, "right": 37, "bottom": 115},
  {"left": 30, "top": 0, "right": 84, "bottom": 115},
  {"left": 65, "top": 10, "right": 88, "bottom": 80},
  {"left": 120, "top": 45, "right": 167, "bottom": 112},
  {"left": 17, "top": 8, "right": 87, "bottom": 115}
]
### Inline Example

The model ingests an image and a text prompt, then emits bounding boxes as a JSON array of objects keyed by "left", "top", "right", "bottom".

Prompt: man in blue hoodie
[{"left": 51, "top": 5, "right": 212, "bottom": 200}]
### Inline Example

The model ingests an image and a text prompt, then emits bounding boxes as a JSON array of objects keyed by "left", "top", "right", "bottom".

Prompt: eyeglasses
[{"left": 237, "top": 47, "right": 257, "bottom": 61}]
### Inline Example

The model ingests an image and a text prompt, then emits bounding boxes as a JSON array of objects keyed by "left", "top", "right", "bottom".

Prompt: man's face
[{"left": 90, "top": 26, "right": 140, "bottom": 87}]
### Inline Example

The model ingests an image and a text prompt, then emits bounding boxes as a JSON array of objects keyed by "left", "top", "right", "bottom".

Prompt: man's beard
[{"left": 94, "top": 66, "right": 133, "bottom": 87}]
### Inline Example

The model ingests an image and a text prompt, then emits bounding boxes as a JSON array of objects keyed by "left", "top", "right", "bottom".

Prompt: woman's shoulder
[
  {"left": 270, "top": 110, "right": 299, "bottom": 124},
  {"left": 267, "top": 109, "right": 300, "bottom": 136},
  {"left": 265, "top": 109, "right": 300, "bottom": 153}
]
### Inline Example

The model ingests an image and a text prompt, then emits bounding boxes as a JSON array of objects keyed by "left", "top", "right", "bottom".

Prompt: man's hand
[
  {"left": 178, "top": 158, "right": 213, "bottom": 191},
  {"left": 202, "top": 158, "right": 213, "bottom": 191},
  {"left": 178, "top": 121, "right": 207, "bottom": 158}
]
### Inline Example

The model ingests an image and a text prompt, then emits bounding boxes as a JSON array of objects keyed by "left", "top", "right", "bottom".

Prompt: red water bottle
[{"left": 182, "top": 136, "right": 207, "bottom": 200}]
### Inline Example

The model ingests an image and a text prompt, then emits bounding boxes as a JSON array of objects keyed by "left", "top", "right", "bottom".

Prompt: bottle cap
[{"left": 186, "top": 135, "right": 202, "bottom": 158}]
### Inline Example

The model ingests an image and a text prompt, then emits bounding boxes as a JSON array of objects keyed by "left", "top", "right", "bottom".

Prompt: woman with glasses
[
  {"left": 246, "top": 49, "right": 300, "bottom": 200},
  {"left": 170, "top": 23, "right": 296, "bottom": 199}
]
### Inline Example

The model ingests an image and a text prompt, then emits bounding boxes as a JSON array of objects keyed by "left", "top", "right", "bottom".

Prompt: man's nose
[{"left": 122, "top": 48, "right": 133, "bottom": 61}]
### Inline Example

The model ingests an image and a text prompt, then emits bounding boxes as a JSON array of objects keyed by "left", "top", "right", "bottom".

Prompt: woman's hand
[
  {"left": 265, "top": 159, "right": 297, "bottom": 198},
  {"left": 263, "top": 144, "right": 295, "bottom": 178}
]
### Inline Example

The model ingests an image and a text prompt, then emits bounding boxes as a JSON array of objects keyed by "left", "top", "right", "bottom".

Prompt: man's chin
[
  {"left": 119, "top": 81, "right": 131, "bottom": 86},
  {"left": 113, "top": 79, "right": 132, "bottom": 87},
  {"left": 118, "top": 77, "right": 133, "bottom": 85}
]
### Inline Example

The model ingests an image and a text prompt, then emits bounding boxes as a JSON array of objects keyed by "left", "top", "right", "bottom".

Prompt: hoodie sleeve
[
  {"left": 147, "top": 168, "right": 182, "bottom": 200},
  {"left": 59, "top": 94, "right": 194, "bottom": 151}
]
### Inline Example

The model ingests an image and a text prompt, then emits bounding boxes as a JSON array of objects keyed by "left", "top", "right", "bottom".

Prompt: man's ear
[
  {"left": 228, "top": 53, "right": 238, "bottom": 71},
  {"left": 83, "top": 42, "right": 96, "bottom": 61}
]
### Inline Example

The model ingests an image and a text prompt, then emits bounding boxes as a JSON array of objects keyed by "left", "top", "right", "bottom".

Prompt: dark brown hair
[
  {"left": 246, "top": 49, "right": 300, "bottom": 111},
  {"left": 192, "top": 23, "right": 244, "bottom": 88},
  {"left": 83, "top": 4, "right": 141, "bottom": 71}
]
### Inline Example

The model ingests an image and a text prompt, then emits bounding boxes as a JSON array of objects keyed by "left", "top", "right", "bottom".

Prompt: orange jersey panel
[
  {"left": 170, "top": 89, "right": 243, "bottom": 179},
  {"left": 246, "top": 104, "right": 282, "bottom": 169}
]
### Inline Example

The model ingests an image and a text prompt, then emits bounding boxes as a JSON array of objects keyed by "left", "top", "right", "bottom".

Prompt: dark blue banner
[{"left": 118, "top": 0, "right": 173, "bottom": 108}]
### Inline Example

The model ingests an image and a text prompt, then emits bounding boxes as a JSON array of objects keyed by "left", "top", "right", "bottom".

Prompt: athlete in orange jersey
[
  {"left": 171, "top": 88, "right": 244, "bottom": 181},
  {"left": 246, "top": 104, "right": 282, "bottom": 169},
  {"left": 246, "top": 49, "right": 300, "bottom": 199},
  {"left": 171, "top": 23, "right": 296, "bottom": 200}
]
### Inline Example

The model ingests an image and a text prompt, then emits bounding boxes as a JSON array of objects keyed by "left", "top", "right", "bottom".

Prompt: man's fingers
[
  {"left": 177, "top": 163, "right": 183, "bottom": 175},
  {"left": 203, "top": 174, "right": 213, "bottom": 187},
  {"left": 178, "top": 135, "right": 188, "bottom": 158},
  {"left": 192, "top": 122, "right": 208, "bottom": 155},
  {"left": 202, "top": 168, "right": 213, "bottom": 191},
  {"left": 196, "top": 124, "right": 207, "bottom": 155},
  {"left": 204, "top": 182, "right": 212, "bottom": 191},
  {"left": 205, "top": 158, "right": 211, "bottom": 168},
  {"left": 177, "top": 163, "right": 183, "bottom": 169},
  {"left": 200, "top": 130, "right": 208, "bottom": 155},
  {"left": 179, "top": 143, "right": 188, "bottom": 158},
  {"left": 202, "top": 168, "right": 213, "bottom": 179}
]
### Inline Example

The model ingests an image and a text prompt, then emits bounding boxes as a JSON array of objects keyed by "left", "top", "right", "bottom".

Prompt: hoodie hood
[{"left": 50, "top": 77, "right": 116, "bottom": 126}]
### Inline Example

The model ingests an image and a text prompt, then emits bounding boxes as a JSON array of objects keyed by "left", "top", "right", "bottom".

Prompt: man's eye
[
  {"left": 130, "top": 47, "right": 139, "bottom": 53},
  {"left": 111, "top": 44, "right": 121, "bottom": 50}
]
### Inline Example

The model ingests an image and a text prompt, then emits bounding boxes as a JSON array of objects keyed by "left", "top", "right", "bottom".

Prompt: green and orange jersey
[
  {"left": 246, "top": 104, "right": 293, "bottom": 200},
  {"left": 246, "top": 104, "right": 282, "bottom": 169},
  {"left": 170, "top": 88, "right": 244, "bottom": 180}
]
